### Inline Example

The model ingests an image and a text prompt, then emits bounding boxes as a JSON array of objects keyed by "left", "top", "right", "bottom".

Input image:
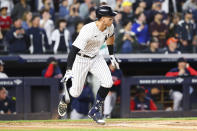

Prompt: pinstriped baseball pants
[{"left": 69, "top": 55, "right": 113, "bottom": 98}]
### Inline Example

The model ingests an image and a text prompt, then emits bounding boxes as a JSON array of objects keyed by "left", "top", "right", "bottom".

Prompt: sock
[
  {"left": 61, "top": 79, "right": 72, "bottom": 103},
  {"left": 96, "top": 86, "right": 110, "bottom": 102}
]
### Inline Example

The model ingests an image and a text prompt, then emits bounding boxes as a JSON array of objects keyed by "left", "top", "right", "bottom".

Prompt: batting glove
[
  {"left": 61, "top": 70, "right": 73, "bottom": 83},
  {"left": 110, "top": 55, "right": 120, "bottom": 69}
]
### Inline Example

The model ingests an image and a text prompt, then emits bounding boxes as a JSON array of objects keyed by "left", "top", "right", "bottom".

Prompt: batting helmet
[{"left": 96, "top": 5, "right": 117, "bottom": 19}]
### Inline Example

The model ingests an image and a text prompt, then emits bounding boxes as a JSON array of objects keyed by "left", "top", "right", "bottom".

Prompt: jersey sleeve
[{"left": 72, "top": 25, "right": 91, "bottom": 50}]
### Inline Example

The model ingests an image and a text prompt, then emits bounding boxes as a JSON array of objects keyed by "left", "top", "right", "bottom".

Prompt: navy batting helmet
[{"left": 96, "top": 5, "right": 117, "bottom": 19}]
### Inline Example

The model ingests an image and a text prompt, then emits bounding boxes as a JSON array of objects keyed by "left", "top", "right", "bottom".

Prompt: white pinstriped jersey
[{"left": 73, "top": 22, "right": 114, "bottom": 57}]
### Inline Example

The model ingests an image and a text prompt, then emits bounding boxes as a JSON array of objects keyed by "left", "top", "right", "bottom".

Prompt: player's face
[{"left": 102, "top": 16, "right": 114, "bottom": 27}]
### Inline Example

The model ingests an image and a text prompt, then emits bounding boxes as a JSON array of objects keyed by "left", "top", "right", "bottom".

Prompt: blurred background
[{"left": 1, "top": 0, "right": 197, "bottom": 120}]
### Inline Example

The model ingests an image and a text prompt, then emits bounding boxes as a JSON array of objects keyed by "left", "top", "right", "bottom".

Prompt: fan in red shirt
[
  {"left": 165, "top": 57, "right": 197, "bottom": 111},
  {"left": 0, "top": 5, "right": 12, "bottom": 35}
]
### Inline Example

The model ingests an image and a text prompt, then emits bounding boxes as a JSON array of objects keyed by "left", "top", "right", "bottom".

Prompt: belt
[{"left": 77, "top": 53, "right": 96, "bottom": 59}]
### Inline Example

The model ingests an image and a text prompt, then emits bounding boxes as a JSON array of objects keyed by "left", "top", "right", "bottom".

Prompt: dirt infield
[{"left": 0, "top": 119, "right": 197, "bottom": 131}]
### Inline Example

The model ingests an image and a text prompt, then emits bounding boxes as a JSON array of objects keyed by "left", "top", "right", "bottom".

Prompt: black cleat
[{"left": 88, "top": 100, "right": 105, "bottom": 125}]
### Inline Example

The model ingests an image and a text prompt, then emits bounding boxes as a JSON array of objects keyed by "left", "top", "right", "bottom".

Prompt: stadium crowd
[{"left": 0, "top": 0, "right": 197, "bottom": 54}]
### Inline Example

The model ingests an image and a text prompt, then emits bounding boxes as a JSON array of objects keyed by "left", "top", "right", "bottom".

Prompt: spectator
[
  {"left": 115, "top": 20, "right": 137, "bottom": 53},
  {"left": 0, "top": 3, "right": 12, "bottom": 36},
  {"left": 40, "top": 9, "right": 54, "bottom": 45},
  {"left": 134, "top": 4, "right": 145, "bottom": 18},
  {"left": 145, "top": 0, "right": 167, "bottom": 24},
  {"left": 163, "top": 37, "right": 181, "bottom": 54},
  {"left": 121, "top": 1, "right": 134, "bottom": 23},
  {"left": 11, "top": 0, "right": 30, "bottom": 20},
  {"left": 100, "top": 0, "right": 108, "bottom": 6},
  {"left": 0, "top": 87, "right": 15, "bottom": 114},
  {"left": 168, "top": 13, "right": 181, "bottom": 38},
  {"left": 114, "top": 0, "right": 122, "bottom": 12},
  {"left": 42, "top": 57, "right": 62, "bottom": 78},
  {"left": 130, "top": 87, "right": 157, "bottom": 111},
  {"left": 0, "top": 0, "right": 14, "bottom": 16},
  {"left": 72, "top": 21, "right": 84, "bottom": 42},
  {"left": 51, "top": 19, "right": 71, "bottom": 54},
  {"left": 177, "top": 9, "right": 197, "bottom": 53},
  {"left": 143, "top": 37, "right": 160, "bottom": 53},
  {"left": 165, "top": 57, "right": 197, "bottom": 111},
  {"left": 182, "top": 0, "right": 197, "bottom": 11},
  {"left": 0, "top": 60, "right": 8, "bottom": 78},
  {"left": 131, "top": 12, "right": 149, "bottom": 50},
  {"left": 22, "top": 11, "right": 32, "bottom": 30},
  {"left": 27, "top": 15, "right": 49, "bottom": 54},
  {"left": 79, "top": 0, "right": 93, "bottom": 20},
  {"left": 149, "top": 12, "right": 168, "bottom": 47},
  {"left": 104, "top": 62, "right": 122, "bottom": 118},
  {"left": 114, "top": 12, "right": 123, "bottom": 35},
  {"left": 100, "top": 0, "right": 116, "bottom": 10},
  {"left": 41, "top": 0, "right": 55, "bottom": 21},
  {"left": 6, "top": 18, "right": 29, "bottom": 54},
  {"left": 84, "top": 7, "right": 96, "bottom": 24},
  {"left": 133, "top": 0, "right": 147, "bottom": 11},
  {"left": 37, "top": 0, "right": 54, "bottom": 11},
  {"left": 135, "top": 0, "right": 153, "bottom": 11},
  {"left": 70, "top": 80, "right": 94, "bottom": 120},
  {"left": 66, "top": 4, "right": 82, "bottom": 37},
  {"left": 59, "top": 0, "right": 69, "bottom": 19}
]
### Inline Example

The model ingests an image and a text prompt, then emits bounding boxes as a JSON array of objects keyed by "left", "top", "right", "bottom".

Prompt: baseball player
[{"left": 58, "top": 5, "right": 119, "bottom": 124}]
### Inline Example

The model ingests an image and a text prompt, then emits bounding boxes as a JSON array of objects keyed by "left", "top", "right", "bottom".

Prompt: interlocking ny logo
[
  {"left": 176, "top": 77, "right": 184, "bottom": 83},
  {"left": 14, "top": 79, "right": 22, "bottom": 85}
]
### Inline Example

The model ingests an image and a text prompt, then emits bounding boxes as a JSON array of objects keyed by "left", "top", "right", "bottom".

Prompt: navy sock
[{"left": 96, "top": 86, "right": 110, "bottom": 101}]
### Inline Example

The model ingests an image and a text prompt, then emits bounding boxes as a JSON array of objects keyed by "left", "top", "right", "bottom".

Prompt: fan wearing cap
[
  {"left": 58, "top": 5, "right": 119, "bottom": 124},
  {"left": 166, "top": 57, "right": 197, "bottom": 110},
  {"left": 0, "top": 3, "right": 12, "bottom": 36},
  {"left": 130, "top": 87, "right": 157, "bottom": 111},
  {"left": 120, "top": 1, "right": 133, "bottom": 22},
  {"left": 177, "top": 9, "right": 197, "bottom": 53},
  {"left": 163, "top": 37, "right": 181, "bottom": 54},
  {"left": 0, "top": 60, "right": 8, "bottom": 78}
]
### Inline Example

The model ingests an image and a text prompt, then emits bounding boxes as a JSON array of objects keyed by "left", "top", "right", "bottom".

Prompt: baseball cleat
[
  {"left": 88, "top": 112, "right": 105, "bottom": 125},
  {"left": 88, "top": 100, "right": 105, "bottom": 125},
  {"left": 58, "top": 82, "right": 71, "bottom": 116},
  {"left": 58, "top": 100, "right": 67, "bottom": 116}
]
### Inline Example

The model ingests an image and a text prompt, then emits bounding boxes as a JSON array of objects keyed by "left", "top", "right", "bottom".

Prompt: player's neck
[{"left": 95, "top": 21, "right": 107, "bottom": 32}]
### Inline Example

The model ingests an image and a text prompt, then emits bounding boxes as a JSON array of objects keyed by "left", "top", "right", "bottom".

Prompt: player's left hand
[{"left": 110, "top": 55, "right": 120, "bottom": 69}]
